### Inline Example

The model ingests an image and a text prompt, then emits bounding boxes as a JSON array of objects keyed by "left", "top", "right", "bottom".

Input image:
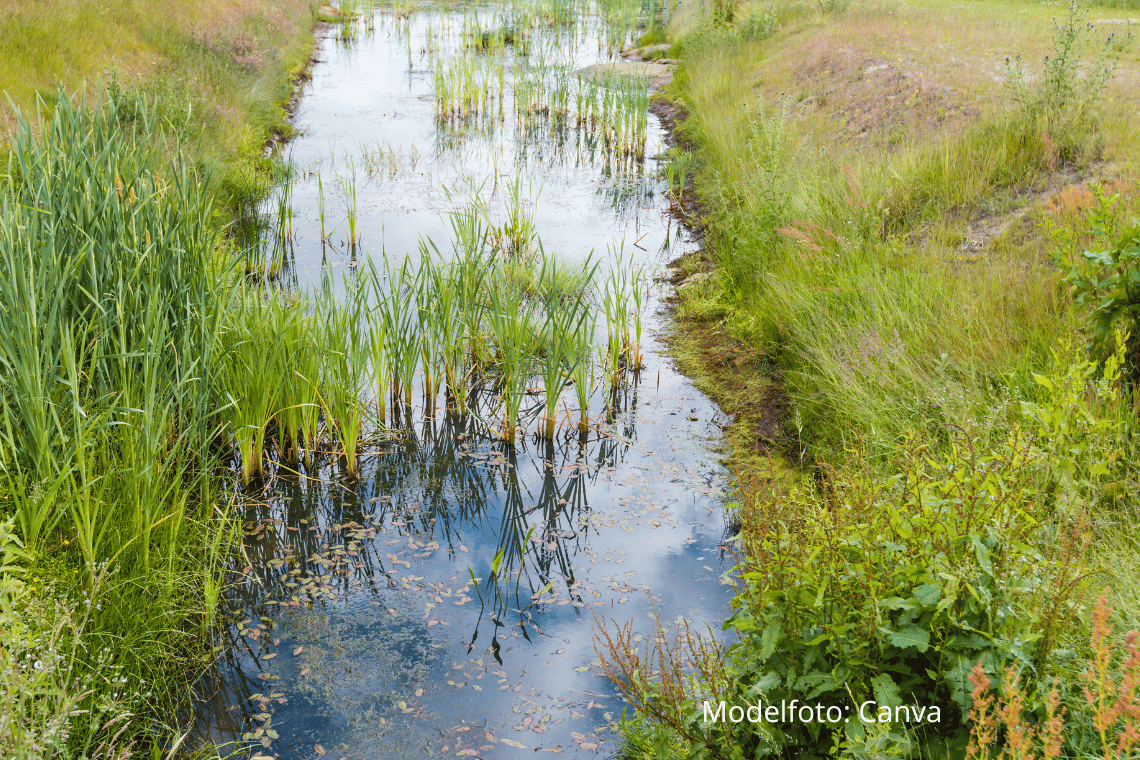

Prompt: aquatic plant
[
  {"left": 537, "top": 255, "right": 596, "bottom": 438},
  {"left": 365, "top": 262, "right": 394, "bottom": 424},
  {"left": 336, "top": 158, "right": 361, "bottom": 248},
  {"left": 316, "top": 280, "right": 370, "bottom": 478},
  {"left": 0, "top": 92, "right": 241, "bottom": 749},
  {"left": 317, "top": 171, "right": 329, "bottom": 241},
  {"left": 663, "top": 149, "right": 695, "bottom": 209},
  {"left": 486, "top": 278, "right": 540, "bottom": 441},
  {"left": 602, "top": 256, "right": 632, "bottom": 388},
  {"left": 570, "top": 317, "right": 597, "bottom": 435},
  {"left": 224, "top": 294, "right": 288, "bottom": 483},
  {"left": 502, "top": 175, "right": 537, "bottom": 257},
  {"left": 380, "top": 259, "right": 425, "bottom": 409}
]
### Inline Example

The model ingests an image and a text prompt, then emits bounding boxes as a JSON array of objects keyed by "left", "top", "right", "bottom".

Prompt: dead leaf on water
[{"left": 293, "top": 646, "right": 304, "bottom": 656}]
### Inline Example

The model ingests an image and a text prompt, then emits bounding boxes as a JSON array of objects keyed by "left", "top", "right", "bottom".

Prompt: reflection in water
[{"left": 196, "top": 384, "right": 734, "bottom": 758}]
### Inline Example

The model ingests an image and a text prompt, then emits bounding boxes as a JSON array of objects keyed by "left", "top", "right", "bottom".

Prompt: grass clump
[{"left": 1004, "top": 0, "right": 1133, "bottom": 170}]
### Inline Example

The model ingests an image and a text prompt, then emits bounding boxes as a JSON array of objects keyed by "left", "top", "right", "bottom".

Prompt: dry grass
[
  {"left": 0, "top": 0, "right": 316, "bottom": 168},
  {"left": 729, "top": 0, "right": 1140, "bottom": 160}
]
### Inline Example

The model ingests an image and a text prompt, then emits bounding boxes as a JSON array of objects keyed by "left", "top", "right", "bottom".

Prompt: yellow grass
[{"left": 0, "top": 0, "right": 318, "bottom": 169}]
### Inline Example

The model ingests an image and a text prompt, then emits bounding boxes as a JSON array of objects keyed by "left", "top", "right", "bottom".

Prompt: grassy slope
[
  {"left": 667, "top": 0, "right": 1140, "bottom": 480},
  {"left": 0, "top": 0, "right": 319, "bottom": 199},
  {"left": 642, "top": 0, "right": 1140, "bottom": 754}
]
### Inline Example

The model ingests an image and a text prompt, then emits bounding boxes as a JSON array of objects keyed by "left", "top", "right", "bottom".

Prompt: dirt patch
[
  {"left": 790, "top": 45, "right": 976, "bottom": 146},
  {"left": 663, "top": 312, "right": 788, "bottom": 465}
]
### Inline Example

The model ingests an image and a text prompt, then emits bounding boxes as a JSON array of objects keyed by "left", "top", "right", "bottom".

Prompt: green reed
[
  {"left": 381, "top": 260, "right": 424, "bottom": 409},
  {"left": 337, "top": 0, "right": 362, "bottom": 42},
  {"left": 316, "top": 280, "right": 370, "bottom": 478},
  {"left": 433, "top": 54, "right": 504, "bottom": 123},
  {"left": 359, "top": 140, "right": 422, "bottom": 179},
  {"left": 602, "top": 265, "right": 630, "bottom": 389},
  {"left": 224, "top": 294, "right": 287, "bottom": 483},
  {"left": 629, "top": 264, "right": 646, "bottom": 372},
  {"left": 487, "top": 278, "right": 540, "bottom": 441},
  {"left": 537, "top": 254, "right": 596, "bottom": 439},
  {"left": 365, "top": 262, "right": 394, "bottom": 424},
  {"left": 0, "top": 91, "right": 239, "bottom": 751},
  {"left": 317, "top": 171, "right": 329, "bottom": 241},
  {"left": 570, "top": 311, "right": 597, "bottom": 434},
  {"left": 275, "top": 305, "right": 317, "bottom": 467},
  {"left": 336, "top": 158, "right": 360, "bottom": 248},
  {"left": 502, "top": 175, "right": 537, "bottom": 257}
]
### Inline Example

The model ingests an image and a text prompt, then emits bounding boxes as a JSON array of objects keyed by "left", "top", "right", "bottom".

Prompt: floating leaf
[{"left": 293, "top": 646, "right": 304, "bottom": 656}]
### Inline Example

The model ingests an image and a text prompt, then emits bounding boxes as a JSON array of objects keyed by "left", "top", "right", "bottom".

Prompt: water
[{"left": 194, "top": 2, "right": 735, "bottom": 757}]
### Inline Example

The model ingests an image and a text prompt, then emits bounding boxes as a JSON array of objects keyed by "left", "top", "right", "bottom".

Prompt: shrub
[
  {"left": 1056, "top": 192, "right": 1140, "bottom": 375},
  {"left": 738, "top": 8, "right": 777, "bottom": 41},
  {"left": 717, "top": 429, "right": 1088, "bottom": 758},
  {"left": 599, "top": 425, "right": 1093, "bottom": 758}
]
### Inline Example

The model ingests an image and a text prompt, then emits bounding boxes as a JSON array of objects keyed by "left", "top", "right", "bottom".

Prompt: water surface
[{"left": 195, "top": 3, "right": 735, "bottom": 757}]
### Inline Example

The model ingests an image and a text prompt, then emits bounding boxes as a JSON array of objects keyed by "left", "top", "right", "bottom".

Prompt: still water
[{"left": 194, "top": 2, "right": 735, "bottom": 757}]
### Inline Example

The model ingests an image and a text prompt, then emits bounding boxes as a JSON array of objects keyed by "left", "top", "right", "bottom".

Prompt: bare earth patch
[{"left": 790, "top": 44, "right": 977, "bottom": 145}]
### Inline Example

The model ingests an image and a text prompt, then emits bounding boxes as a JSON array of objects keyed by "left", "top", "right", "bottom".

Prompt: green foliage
[
  {"left": 1019, "top": 340, "right": 1132, "bottom": 507},
  {"left": 0, "top": 577, "right": 137, "bottom": 759},
  {"left": 1058, "top": 195, "right": 1140, "bottom": 371},
  {"left": 737, "top": 7, "right": 777, "bottom": 41},
  {"left": 0, "top": 90, "right": 238, "bottom": 754},
  {"left": 707, "top": 429, "right": 1079, "bottom": 758}
]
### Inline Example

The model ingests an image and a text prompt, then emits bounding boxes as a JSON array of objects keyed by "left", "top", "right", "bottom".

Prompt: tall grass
[
  {"left": 673, "top": 19, "right": 1082, "bottom": 461},
  {"left": 0, "top": 92, "right": 238, "bottom": 751},
  {"left": 537, "top": 255, "right": 596, "bottom": 438}
]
